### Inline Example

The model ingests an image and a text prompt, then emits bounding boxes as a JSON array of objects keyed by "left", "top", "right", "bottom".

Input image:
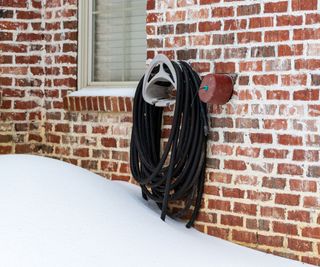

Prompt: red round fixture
[{"left": 198, "top": 74, "right": 234, "bottom": 105}]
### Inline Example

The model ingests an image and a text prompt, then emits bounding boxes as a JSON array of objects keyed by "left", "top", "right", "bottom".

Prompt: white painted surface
[{"left": 0, "top": 155, "right": 311, "bottom": 267}]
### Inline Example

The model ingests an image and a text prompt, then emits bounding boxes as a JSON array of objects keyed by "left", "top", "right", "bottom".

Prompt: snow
[
  {"left": 69, "top": 88, "right": 136, "bottom": 97},
  {"left": 0, "top": 154, "right": 311, "bottom": 267}
]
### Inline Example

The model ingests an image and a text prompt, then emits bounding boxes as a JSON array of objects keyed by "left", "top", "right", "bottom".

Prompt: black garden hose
[{"left": 130, "top": 60, "right": 208, "bottom": 228}]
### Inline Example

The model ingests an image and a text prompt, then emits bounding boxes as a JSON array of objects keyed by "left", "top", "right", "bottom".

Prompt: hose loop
[{"left": 130, "top": 60, "right": 208, "bottom": 228}]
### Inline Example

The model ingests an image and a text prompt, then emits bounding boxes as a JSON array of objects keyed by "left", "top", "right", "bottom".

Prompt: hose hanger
[
  {"left": 142, "top": 54, "right": 178, "bottom": 107},
  {"left": 131, "top": 54, "right": 208, "bottom": 228}
]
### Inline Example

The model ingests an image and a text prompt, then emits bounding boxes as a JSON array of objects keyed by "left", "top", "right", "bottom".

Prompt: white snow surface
[
  {"left": 0, "top": 154, "right": 311, "bottom": 267},
  {"left": 69, "top": 88, "right": 136, "bottom": 97}
]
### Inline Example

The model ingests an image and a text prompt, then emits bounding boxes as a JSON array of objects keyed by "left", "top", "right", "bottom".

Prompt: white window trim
[{"left": 77, "top": 0, "right": 139, "bottom": 94}]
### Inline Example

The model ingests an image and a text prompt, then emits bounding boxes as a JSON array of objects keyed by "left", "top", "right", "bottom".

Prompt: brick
[
  {"left": 207, "top": 199, "right": 231, "bottom": 211},
  {"left": 266, "top": 90, "right": 289, "bottom": 100},
  {"left": 221, "top": 215, "right": 243, "bottom": 226},
  {"left": 282, "top": 74, "right": 307, "bottom": 86},
  {"left": 224, "top": 19, "right": 247, "bottom": 31},
  {"left": 302, "top": 257, "right": 320, "bottom": 266},
  {"left": 278, "top": 44, "right": 303, "bottom": 56},
  {"left": 232, "top": 230, "right": 257, "bottom": 244},
  {"left": 239, "top": 61, "right": 262, "bottom": 72},
  {"left": 208, "top": 172, "right": 232, "bottom": 184},
  {"left": 264, "top": 119, "right": 287, "bottom": 130},
  {"left": 234, "top": 202, "right": 257, "bottom": 216},
  {"left": 251, "top": 46, "right": 275, "bottom": 57},
  {"left": 17, "top": 11, "right": 41, "bottom": 19},
  {"left": 197, "top": 212, "right": 217, "bottom": 224},
  {"left": 211, "top": 144, "right": 232, "bottom": 156},
  {"left": 288, "top": 238, "right": 313, "bottom": 252},
  {"left": 0, "top": 10, "right": 13, "bottom": 18},
  {"left": 211, "top": 33, "right": 234, "bottom": 45},
  {"left": 306, "top": 134, "right": 320, "bottom": 147},
  {"left": 14, "top": 101, "right": 39, "bottom": 110},
  {"left": 16, "top": 56, "right": 41, "bottom": 64},
  {"left": 308, "top": 166, "right": 320, "bottom": 178},
  {"left": 246, "top": 219, "right": 258, "bottom": 230},
  {"left": 199, "top": 49, "right": 221, "bottom": 60},
  {"left": 277, "top": 15, "right": 303, "bottom": 26},
  {"left": 273, "top": 222, "right": 298, "bottom": 235},
  {"left": 290, "top": 180, "right": 317, "bottom": 192},
  {"left": 203, "top": 185, "right": 219, "bottom": 196},
  {"left": 306, "top": 13, "right": 320, "bottom": 24},
  {"left": 247, "top": 190, "right": 272, "bottom": 201},
  {"left": 264, "top": 1, "right": 288, "bottom": 13},
  {"left": 308, "top": 105, "right": 320, "bottom": 117},
  {"left": 275, "top": 193, "right": 300, "bottom": 206},
  {"left": 288, "top": 210, "right": 310, "bottom": 222},
  {"left": 249, "top": 17, "right": 273, "bottom": 28},
  {"left": 250, "top": 133, "right": 273, "bottom": 144},
  {"left": 302, "top": 227, "right": 320, "bottom": 239},
  {"left": 214, "top": 62, "right": 235, "bottom": 73},
  {"left": 277, "top": 163, "right": 303, "bottom": 176},
  {"left": 166, "top": 10, "right": 185, "bottom": 22},
  {"left": 294, "top": 29, "right": 320, "bottom": 41},
  {"left": 206, "top": 158, "right": 220, "bottom": 169},
  {"left": 0, "top": 32, "right": 13, "bottom": 41},
  {"left": 292, "top": 0, "right": 317, "bottom": 11},
  {"left": 224, "top": 160, "right": 246, "bottom": 171},
  {"left": 190, "top": 62, "right": 210, "bottom": 72},
  {"left": 224, "top": 48, "right": 247, "bottom": 59},
  {"left": 207, "top": 226, "right": 229, "bottom": 240},
  {"left": 278, "top": 135, "right": 302, "bottom": 146},
  {"left": 253, "top": 75, "right": 277, "bottom": 85},
  {"left": 234, "top": 175, "right": 258, "bottom": 186},
  {"left": 222, "top": 188, "right": 245, "bottom": 198},
  {"left": 293, "top": 150, "right": 319, "bottom": 162},
  {"left": 55, "top": 123, "right": 70, "bottom": 133},
  {"left": 261, "top": 206, "right": 285, "bottom": 219},
  {"left": 101, "top": 138, "right": 117, "bottom": 148},
  {"left": 235, "top": 118, "right": 259, "bottom": 129},
  {"left": 73, "top": 148, "right": 89, "bottom": 158},
  {"left": 236, "top": 147, "right": 260, "bottom": 158},
  {"left": 265, "top": 30, "right": 289, "bottom": 42},
  {"left": 211, "top": 117, "right": 233, "bottom": 128},
  {"left": 263, "top": 149, "right": 288, "bottom": 159},
  {"left": 303, "top": 196, "right": 320, "bottom": 208},
  {"left": 258, "top": 235, "right": 283, "bottom": 247},
  {"left": 212, "top": 7, "right": 234, "bottom": 17},
  {"left": 199, "top": 21, "right": 221, "bottom": 32},
  {"left": 237, "top": 4, "right": 260, "bottom": 16},
  {"left": 238, "top": 32, "right": 261, "bottom": 43}
]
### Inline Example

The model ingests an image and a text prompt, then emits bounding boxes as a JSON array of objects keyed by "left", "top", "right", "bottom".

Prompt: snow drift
[{"left": 0, "top": 155, "right": 310, "bottom": 267}]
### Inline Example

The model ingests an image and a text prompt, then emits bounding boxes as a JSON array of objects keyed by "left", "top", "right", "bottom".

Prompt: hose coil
[{"left": 130, "top": 60, "right": 208, "bottom": 228}]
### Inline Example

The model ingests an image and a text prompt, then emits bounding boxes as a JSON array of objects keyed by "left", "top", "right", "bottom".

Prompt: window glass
[{"left": 92, "top": 0, "right": 147, "bottom": 82}]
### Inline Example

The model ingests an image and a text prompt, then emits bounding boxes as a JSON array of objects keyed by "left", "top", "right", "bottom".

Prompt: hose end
[{"left": 204, "top": 125, "right": 209, "bottom": 136}]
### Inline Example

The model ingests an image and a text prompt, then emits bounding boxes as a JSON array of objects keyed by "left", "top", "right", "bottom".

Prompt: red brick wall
[
  {"left": 0, "top": 0, "right": 77, "bottom": 154},
  {"left": 1, "top": 0, "right": 320, "bottom": 265}
]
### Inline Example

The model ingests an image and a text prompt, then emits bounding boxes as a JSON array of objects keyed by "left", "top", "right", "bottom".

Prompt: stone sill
[{"left": 63, "top": 95, "right": 133, "bottom": 112}]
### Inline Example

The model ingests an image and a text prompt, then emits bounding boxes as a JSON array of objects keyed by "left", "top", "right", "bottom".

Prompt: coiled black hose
[{"left": 130, "top": 60, "right": 208, "bottom": 228}]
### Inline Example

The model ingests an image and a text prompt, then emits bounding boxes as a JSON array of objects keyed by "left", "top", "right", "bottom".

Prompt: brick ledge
[{"left": 63, "top": 95, "right": 133, "bottom": 112}]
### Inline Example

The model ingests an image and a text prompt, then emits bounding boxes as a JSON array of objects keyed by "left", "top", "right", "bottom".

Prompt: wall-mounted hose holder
[
  {"left": 198, "top": 74, "right": 236, "bottom": 105},
  {"left": 132, "top": 55, "right": 208, "bottom": 228},
  {"left": 142, "top": 54, "right": 177, "bottom": 107}
]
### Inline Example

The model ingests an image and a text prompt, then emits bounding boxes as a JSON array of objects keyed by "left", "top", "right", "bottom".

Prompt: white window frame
[{"left": 78, "top": 0, "right": 140, "bottom": 92}]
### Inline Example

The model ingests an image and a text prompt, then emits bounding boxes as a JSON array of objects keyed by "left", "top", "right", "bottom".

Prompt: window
[{"left": 78, "top": 0, "right": 147, "bottom": 90}]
